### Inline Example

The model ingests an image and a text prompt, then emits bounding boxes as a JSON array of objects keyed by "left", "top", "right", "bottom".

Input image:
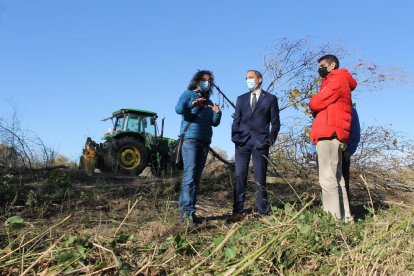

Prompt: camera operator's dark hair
[
  {"left": 247, "top": 70, "right": 263, "bottom": 86},
  {"left": 188, "top": 70, "right": 215, "bottom": 93},
  {"left": 318, "top": 54, "right": 340, "bottom": 69}
]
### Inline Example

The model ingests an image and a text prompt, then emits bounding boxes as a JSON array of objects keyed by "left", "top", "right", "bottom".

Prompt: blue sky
[{"left": 0, "top": 0, "right": 413, "bottom": 161}]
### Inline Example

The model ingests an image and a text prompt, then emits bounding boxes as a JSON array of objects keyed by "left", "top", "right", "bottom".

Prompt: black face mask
[{"left": 318, "top": 66, "right": 330, "bottom": 78}]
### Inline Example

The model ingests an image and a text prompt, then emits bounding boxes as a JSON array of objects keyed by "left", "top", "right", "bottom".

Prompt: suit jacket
[{"left": 231, "top": 89, "right": 280, "bottom": 146}]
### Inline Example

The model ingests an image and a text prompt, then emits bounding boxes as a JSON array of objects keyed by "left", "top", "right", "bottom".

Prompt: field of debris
[{"left": 1, "top": 164, "right": 413, "bottom": 275}]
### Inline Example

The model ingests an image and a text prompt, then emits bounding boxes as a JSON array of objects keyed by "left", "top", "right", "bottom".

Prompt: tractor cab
[{"left": 103, "top": 108, "right": 158, "bottom": 140}]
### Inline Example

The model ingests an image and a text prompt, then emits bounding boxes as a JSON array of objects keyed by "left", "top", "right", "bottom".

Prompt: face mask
[
  {"left": 246, "top": 79, "right": 257, "bottom": 91},
  {"left": 199, "top": 81, "right": 210, "bottom": 91},
  {"left": 318, "top": 66, "right": 330, "bottom": 78}
]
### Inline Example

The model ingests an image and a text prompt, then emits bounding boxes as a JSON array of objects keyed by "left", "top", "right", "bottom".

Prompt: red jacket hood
[{"left": 327, "top": 68, "right": 357, "bottom": 91}]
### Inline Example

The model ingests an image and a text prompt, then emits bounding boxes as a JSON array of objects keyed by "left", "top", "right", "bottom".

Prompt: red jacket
[{"left": 309, "top": 69, "right": 357, "bottom": 144}]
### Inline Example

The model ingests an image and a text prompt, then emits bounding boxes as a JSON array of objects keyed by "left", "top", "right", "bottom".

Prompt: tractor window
[
  {"left": 126, "top": 115, "right": 139, "bottom": 132},
  {"left": 114, "top": 117, "right": 125, "bottom": 131},
  {"left": 141, "top": 116, "right": 156, "bottom": 136},
  {"left": 123, "top": 114, "right": 156, "bottom": 135}
]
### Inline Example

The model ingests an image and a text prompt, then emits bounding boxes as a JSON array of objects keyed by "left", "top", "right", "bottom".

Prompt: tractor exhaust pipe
[{"left": 161, "top": 118, "right": 165, "bottom": 139}]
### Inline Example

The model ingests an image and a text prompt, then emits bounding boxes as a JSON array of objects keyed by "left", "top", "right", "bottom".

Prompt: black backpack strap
[{"left": 174, "top": 106, "right": 204, "bottom": 165}]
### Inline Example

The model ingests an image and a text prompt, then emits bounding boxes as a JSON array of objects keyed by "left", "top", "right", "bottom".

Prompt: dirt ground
[
  {"left": 1, "top": 166, "right": 412, "bottom": 250},
  {"left": 1, "top": 167, "right": 413, "bottom": 275}
]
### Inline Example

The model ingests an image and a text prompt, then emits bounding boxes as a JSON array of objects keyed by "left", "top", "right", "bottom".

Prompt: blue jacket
[
  {"left": 175, "top": 90, "right": 221, "bottom": 144},
  {"left": 348, "top": 106, "right": 361, "bottom": 155}
]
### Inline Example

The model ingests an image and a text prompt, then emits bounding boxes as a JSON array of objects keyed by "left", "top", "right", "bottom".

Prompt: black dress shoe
[
  {"left": 191, "top": 215, "right": 203, "bottom": 224},
  {"left": 181, "top": 214, "right": 202, "bottom": 227}
]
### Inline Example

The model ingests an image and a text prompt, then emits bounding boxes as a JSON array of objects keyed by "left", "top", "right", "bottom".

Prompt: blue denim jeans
[{"left": 179, "top": 139, "right": 209, "bottom": 217}]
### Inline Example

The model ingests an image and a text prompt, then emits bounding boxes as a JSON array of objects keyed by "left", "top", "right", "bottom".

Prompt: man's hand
[
  {"left": 256, "top": 140, "right": 271, "bottom": 151},
  {"left": 192, "top": 98, "right": 206, "bottom": 106},
  {"left": 208, "top": 104, "right": 221, "bottom": 114},
  {"left": 339, "top": 142, "right": 347, "bottom": 152}
]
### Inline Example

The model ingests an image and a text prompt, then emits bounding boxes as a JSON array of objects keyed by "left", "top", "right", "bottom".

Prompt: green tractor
[{"left": 80, "top": 108, "right": 177, "bottom": 176}]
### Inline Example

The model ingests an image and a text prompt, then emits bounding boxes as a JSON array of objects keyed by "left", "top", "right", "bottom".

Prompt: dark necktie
[{"left": 252, "top": 93, "right": 257, "bottom": 111}]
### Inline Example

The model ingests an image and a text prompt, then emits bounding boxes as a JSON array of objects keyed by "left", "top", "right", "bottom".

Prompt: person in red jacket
[{"left": 309, "top": 54, "right": 357, "bottom": 222}]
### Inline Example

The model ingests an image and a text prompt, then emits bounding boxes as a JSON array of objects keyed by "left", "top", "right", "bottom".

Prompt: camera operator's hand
[
  {"left": 192, "top": 98, "right": 206, "bottom": 107},
  {"left": 208, "top": 104, "right": 221, "bottom": 114}
]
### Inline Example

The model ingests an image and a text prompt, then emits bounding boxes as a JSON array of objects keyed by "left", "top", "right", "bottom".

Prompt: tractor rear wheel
[{"left": 114, "top": 137, "right": 147, "bottom": 176}]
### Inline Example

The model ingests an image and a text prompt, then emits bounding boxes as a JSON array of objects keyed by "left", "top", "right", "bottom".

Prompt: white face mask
[{"left": 246, "top": 79, "right": 257, "bottom": 91}]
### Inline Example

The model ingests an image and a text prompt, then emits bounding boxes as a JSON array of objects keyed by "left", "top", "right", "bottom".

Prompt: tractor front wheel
[{"left": 114, "top": 137, "right": 147, "bottom": 176}]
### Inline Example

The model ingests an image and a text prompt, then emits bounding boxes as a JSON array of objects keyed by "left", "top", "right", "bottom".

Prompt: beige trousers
[{"left": 317, "top": 138, "right": 352, "bottom": 221}]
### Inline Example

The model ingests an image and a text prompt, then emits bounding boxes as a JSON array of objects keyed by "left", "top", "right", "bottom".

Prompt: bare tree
[
  {"left": 262, "top": 38, "right": 411, "bottom": 190},
  {"left": 269, "top": 117, "right": 314, "bottom": 178},
  {"left": 263, "top": 38, "right": 339, "bottom": 111},
  {"left": 271, "top": 119, "right": 414, "bottom": 186},
  {"left": 0, "top": 104, "right": 59, "bottom": 170},
  {"left": 263, "top": 38, "right": 408, "bottom": 115},
  {"left": 354, "top": 124, "right": 414, "bottom": 170}
]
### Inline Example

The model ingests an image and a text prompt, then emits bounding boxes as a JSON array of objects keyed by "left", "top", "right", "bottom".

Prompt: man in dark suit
[{"left": 230, "top": 70, "right": 280, "bottom": 222}]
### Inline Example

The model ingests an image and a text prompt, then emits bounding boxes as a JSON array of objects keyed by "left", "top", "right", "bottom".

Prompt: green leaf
[
  {"left": 5, "top": 215, "right": 24, "bottom": 229},
  {"left": 334, "top": 249, "right": 342, "bottom": 257},
  {"left": 119, "top": 263, "right": 130, "bottom": 276},
  {"left": 203, "top": 249, "right": 211, "bottom": 257},
  {"left": 271, "top": 206, "right": 279, "bottom": 213},
  {"left": 253, "top": 223, "right": 261, "bottom": 230},
  {"left": 92, "top": 261, "right": 108, "bottom": 271},
  {"left": 298, "top": 224, "right": 312, "bottom": 234},
  {"left": 115, "top": 234, "right": 130, "bottom": 244},
  {"left": 56, "top": 252, "right": 77, "bottom": 264},
  {"left": 119, "top": 269, "right": 129, "bottom": 276},
  {"left": 284, "top": 203, "right": 292, "bottom": 210},
  {"left": 284, "top": 203, "right": 294, "bottom": 216},
  {"left": 213, "top": 235, "right": 224, "bottom": 246},
  {"left": 238, "top": 226, "right": 249, "bottom": 236},
  {"left": 63, "top": 265, "right": 74, "bottom": 273},
  {"left": 224, "top": 245, "right": 237, "bottom": 259},
  {"left": 65, "top": 235, "right": 77, "bottom": 246},
  {"left": 76, "top": 244, "right": 86, "bottom": 258}
]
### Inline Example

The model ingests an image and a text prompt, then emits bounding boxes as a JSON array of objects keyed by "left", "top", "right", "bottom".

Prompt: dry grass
[{"left": 0, "top": 168, "right": 413, "bottom": 275}]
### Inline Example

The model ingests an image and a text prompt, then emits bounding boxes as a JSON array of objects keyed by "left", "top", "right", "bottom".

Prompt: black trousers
[{"left": 234, "top": 138, "right": 270, "bottom": 215}]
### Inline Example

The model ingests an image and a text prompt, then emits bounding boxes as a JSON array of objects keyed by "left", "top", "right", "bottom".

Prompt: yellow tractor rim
[{"left": 119, "top": 146, "right": 141, "bottom": 169}]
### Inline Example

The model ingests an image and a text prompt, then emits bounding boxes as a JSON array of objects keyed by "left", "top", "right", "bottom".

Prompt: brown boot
[{"left": 227, "top": 213, "right": 245, "bottom": 223}]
